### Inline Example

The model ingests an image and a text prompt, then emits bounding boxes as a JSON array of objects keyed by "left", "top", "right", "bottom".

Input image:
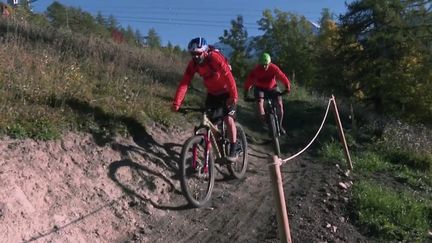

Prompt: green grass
[
  {"left": 319, "top": 141, "right": 345, "bottom": 161},
  {"left": 2, "top": 111, "right": 62, "bottom": 140},
  {"left": 354, "top": 151, "right": 393, "bottom": 172},
  {"left": 382, "top": 148, "right": 432, "bottom": 172},
  {"left": 318, "top": 125, "right": 432, "bottom": 241},
  {"left": 347, "top": 140, "right": 432, "bottom": 241},
  {"left": 351, "top": 181, "right": 432, "bottom": 241}
]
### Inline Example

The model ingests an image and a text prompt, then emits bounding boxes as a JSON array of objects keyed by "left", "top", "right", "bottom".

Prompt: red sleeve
[
  {"left": 273, "top": 64, "right": 291, "bottom": 91},
  {"left": 244, "top": 66, "right": 258, "bottom": 90},
  {"left": 173, "top": 61, "right": 196, "bottom": 107},
  {"left": 208, "top": 53, "right": 238, "bottom": 100}
]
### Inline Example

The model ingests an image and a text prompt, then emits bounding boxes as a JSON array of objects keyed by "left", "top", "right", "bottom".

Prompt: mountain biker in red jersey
[
  {"left": 244, "top": 52, "right": 291, "bottom": 135},
  {"left": 172, "top": 37, "right": 239, "bottom": 161}
]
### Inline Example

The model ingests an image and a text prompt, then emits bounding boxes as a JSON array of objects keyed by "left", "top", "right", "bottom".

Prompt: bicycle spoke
[{"left": 180, "top": 135, "right": 215, "bottom": 207}]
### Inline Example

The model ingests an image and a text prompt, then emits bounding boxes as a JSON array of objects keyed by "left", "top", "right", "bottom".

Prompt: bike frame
[
  {"left": 245, "top": 90, "right": 284, "bottom": 157},
  {"left": 265, "top": 97, "right": 281, "bottom": 137},
  {"left": 179, "top": 107, "right": 248, "bottom": 207},
  {"left": 192, "top": 112, "right": 228, "bottom": 172},
  {"left": 245, "top": 90, "right": 284, "bottom": 137}
]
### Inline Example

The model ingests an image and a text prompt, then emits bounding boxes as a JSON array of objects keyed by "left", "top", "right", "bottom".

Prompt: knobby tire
[
  {"left": 269, "top": 114, "right": 281, "bottom": 157},
  {"left": 228, "top": 123, "right": 248, "bottom": 179},
  {"left": 180, "top": 135, "right": 215, "bottom": 207}
]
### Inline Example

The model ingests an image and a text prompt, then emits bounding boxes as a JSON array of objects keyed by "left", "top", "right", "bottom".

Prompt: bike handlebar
[
  {"left": 178, "top": 107, "right": 207, "bottom": 114},
  {"left": 244, "top": 90, "right": 289, "bottom": 102}
]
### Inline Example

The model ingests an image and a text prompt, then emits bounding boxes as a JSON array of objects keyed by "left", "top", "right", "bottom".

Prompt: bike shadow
[
  {"left": 213, "top": 163, "right": 238, "bottom": 182},
  {"left": 108, "top": 159, "right": 192, "bottom": 211},
  {"left": 51, "top": 97, "right": 182, "bottom": 171},
  {"left": 48, "top": 97, "right": 191, "bottom": 210}
]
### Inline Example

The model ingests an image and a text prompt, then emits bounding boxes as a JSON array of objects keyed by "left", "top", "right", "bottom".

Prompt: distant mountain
[
  {"left": 212, "top": 36, "right": 255, "bottom": 60},
  {"left": 309, "top": 20, "right": 321, "bottom": 34}
]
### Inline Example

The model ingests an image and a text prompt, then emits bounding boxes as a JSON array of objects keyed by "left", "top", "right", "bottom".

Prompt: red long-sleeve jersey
[
  {"left": 173, "top": 52, "right": 238, "bottom": 108},
  {"left": 244, "top": 63, "right": 291, "bottom": 91}
]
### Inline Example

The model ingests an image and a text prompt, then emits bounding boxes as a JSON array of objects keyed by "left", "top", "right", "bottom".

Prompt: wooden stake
[
  {"left": 269, "top": 155, "right": 292, "bottom": 243},
  {"left": 330, "top": 95, "right": 353, "bottom": 171}
]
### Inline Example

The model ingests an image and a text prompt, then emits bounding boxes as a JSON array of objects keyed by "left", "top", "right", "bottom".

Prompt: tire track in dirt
[
  {"left": 126, "top": 123, "right": 367, "bottom": 243},
  {"left": 141, "top": 132, "right": 368, "bottom": 243},
  {"left": 143, "top": 142, "right": 283, "bottom": 243}
]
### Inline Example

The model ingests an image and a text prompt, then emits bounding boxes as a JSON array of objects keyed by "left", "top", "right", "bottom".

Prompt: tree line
[
  {"left": 5, "top": 1, "right": 175, "bottom": 50},
  {"left": 220, "top": 0, "right": 432, "bottom": 124},
  {"left": 7, "top": 0, "right": 432, "bottom": 124}
]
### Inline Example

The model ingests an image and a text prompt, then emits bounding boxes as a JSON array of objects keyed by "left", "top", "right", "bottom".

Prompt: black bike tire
[
  {"left": 269, "top": 114, "right": 281, "bottom": 157},
  {"left": 228, "top": 123, "right": 248, "bottom": 179},
  {"left": 180, "top": 135, "right": 215, "bottom": 207}
]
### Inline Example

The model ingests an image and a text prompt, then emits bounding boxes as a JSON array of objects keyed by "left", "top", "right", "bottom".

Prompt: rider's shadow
[
  {"left": 55, "top": 97, "right": 182, "bottom": 172},
  {"left": 111, "top": 141, "right": 181, "bottom": 178},
  {"left": 51, "top": 97, "right": 190, "bottom": 210}
]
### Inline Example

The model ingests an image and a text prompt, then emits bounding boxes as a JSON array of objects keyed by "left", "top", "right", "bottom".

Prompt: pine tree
[
  {"left": 338, "top": 0, "right": 432, "bottom": 122},
  {"left": 219, "top": 15, "right": 250, "bottom": 81},
  {"left": 147, "top": 28, "right": 161, "bottom": 48}
]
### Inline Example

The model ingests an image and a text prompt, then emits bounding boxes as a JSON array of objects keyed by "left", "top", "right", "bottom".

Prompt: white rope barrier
[{"left": 281, "top": 98, "right": 333, "bottom": 165}]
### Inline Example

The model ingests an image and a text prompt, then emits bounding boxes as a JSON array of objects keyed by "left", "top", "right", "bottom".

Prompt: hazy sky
[{"left": 31, "top": 0, "right": 353, "bottom": 48}]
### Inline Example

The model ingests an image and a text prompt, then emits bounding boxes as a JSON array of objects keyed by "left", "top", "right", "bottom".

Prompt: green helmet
[{"left": 259, "top": 52, "right": 271, "bottom": 65}]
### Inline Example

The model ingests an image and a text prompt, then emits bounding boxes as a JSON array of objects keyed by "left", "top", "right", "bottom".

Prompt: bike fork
[
  {"left": 192, "top": 135, "right": 211, "bottom": 173},
  {"left": 204, "top": 134, "right": 211, "bottom": 173},
  {"left": 273, "top": 108, "right": 281, "bottom": 136}
]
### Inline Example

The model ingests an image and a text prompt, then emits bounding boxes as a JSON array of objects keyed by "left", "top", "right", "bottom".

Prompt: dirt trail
[{"left": 0, "top": 123, "right": 368, "bottom": 242}]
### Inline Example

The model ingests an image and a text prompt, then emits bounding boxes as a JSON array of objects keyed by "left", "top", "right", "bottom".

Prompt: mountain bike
[
  {"left": 245, "top": 90, "right": 287, "bottom": 157},
  {"left": 178, "top": 107, "right": 248, "bottom": 207}
]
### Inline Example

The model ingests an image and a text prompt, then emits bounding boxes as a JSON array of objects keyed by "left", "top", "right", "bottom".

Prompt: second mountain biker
[{"left": 243, "top": 52, "right": 291, "bottom": 135}]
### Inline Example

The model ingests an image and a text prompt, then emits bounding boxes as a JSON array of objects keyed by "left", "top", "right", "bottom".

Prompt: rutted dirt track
[{"left": 0, "top": 123, "right": 369, "bottom": 243}]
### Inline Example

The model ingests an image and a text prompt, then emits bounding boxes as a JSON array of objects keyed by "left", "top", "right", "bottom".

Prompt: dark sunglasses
[{"left": 191, "top": 51, "right": 203, "bottom": 56}]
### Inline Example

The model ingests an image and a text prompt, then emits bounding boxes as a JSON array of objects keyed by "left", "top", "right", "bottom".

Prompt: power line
[
  {"left": 34, "top": 2, "right": 325, "bottom": 21},
  {"left": 113, "top": 16, "right": 260, "bottom": 29},
  {"left": 97, "top": 8, "right": 322, "bottom": 20}
]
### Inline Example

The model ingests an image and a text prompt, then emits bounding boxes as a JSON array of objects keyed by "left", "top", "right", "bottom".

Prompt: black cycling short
[
  {"left": 205, "top": 93, "right": 236, "bottom": 123},
  {"left": 253, "top": 86, "right": 281, "bottom": 101}
]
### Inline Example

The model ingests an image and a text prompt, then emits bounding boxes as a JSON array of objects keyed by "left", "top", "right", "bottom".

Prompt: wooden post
[
  {"left": 330, "top": 95, "right": 353, "bottom": 171},
  {"left": 268, "top": 155, "right": 292, "bottom": 243}
]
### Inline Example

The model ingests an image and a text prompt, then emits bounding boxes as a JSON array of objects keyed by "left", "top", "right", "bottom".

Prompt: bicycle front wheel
[
  {"left": 228, "top": 123, "right": 248, "bottom": 179},
  {"left": 180, "top": 135, "right": 215, "bottom": 207},
  {"left": 269, "top": 114, "right": 281, "bottom": 157}
]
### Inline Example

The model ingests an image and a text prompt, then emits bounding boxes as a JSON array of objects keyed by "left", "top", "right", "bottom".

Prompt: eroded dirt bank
[{"left": 0, "top": 124, "right": 367, "bottom": 242}]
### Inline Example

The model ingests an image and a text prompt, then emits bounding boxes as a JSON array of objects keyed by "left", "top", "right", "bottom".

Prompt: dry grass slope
[{"left": 0, "top": 18, "right": 191, "bottom": 139}]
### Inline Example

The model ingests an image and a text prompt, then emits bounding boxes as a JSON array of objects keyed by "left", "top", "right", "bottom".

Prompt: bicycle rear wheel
[
  {"left": 228, "top": 123, "right": 248, "bottom": 179},
  {"left": 269, "top": 114, "right": 281, "bottom": 157},
  {"left": 180, "top": 135, "right": 215, "bottom": 207}
]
